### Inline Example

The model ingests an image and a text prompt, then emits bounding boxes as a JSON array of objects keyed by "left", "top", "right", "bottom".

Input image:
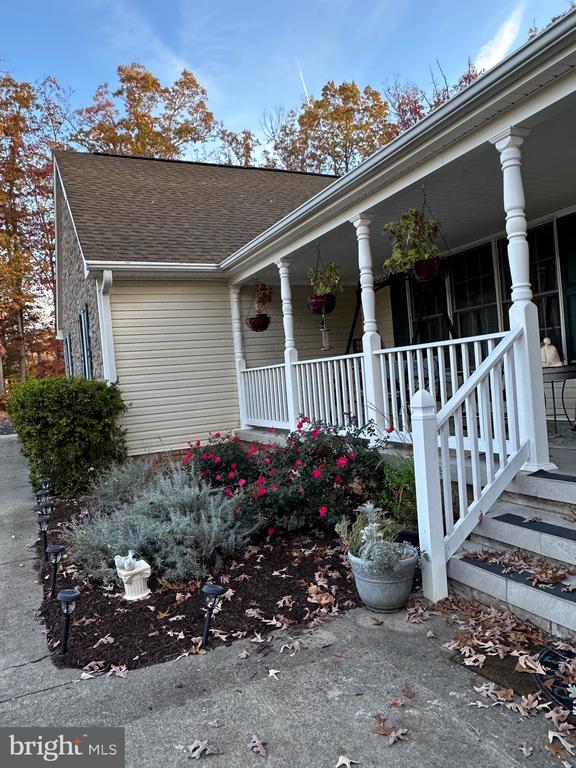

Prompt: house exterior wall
[
  {"left": 57, "top": 180, "right": 103, "bottom": 379},
  {"left": 110, "top": 279, "right": 240, "bottom": 455}
]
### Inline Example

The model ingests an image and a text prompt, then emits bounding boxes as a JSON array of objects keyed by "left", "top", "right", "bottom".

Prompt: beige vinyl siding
[
  {"left": 111, "top": 280, "right": 239, "bottom": 455},
  {"left": 375, "top": 285, "right": 395, "bottom": 347},
  {"left": 241, "top": 285, "right": 362, "bottom": 367}
]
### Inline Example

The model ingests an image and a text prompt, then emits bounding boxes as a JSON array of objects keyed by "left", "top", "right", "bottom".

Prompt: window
[
  {"left": 498, "top": 222, "right": 563, "bottom": 357},
  {"left": 410, "top": 278, "right": 449, "bottom": 343},
  {"left": 78, "top": 305, "right": 93, "bottom": 379},
  {"left": 63, "top": 335, "right": 74, "bottom": 377},
  {"left": 450, "top": 243, "right": 499, "bottom": 337}
]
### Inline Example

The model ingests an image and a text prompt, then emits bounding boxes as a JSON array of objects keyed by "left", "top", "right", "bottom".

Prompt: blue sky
[{"left": 1, "top": 0, "right": 572, "bottom": 134}]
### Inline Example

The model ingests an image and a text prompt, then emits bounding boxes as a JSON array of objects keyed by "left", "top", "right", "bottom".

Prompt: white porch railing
[
  {"left": 374, "top": 333, "right": 506, "bottom": 440},
  {"left": 294, "top": 353, "right": 367, "bottom": 428},
  {"left": 412, "top": 326, "right": 529, "bottom": 602},
  {"left": 241, "top": 363, "right": 290, "bottom": 429}
]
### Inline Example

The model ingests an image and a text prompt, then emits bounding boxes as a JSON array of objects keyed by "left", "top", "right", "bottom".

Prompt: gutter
[
  {"left": 220, "top": 9, "right": 576, "bottom": 273},
  {"left": 85, "top": 260, "right": 221, "bottom": 277}
]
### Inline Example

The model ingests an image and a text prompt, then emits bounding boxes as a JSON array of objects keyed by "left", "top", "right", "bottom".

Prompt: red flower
[
  {"left": 264, "top": 457, "right": 272, "bottom": 465},
  {"left": 215, "top": 473, "right": 222, "bottom": 481},
  {"left": 231, "top": 463, "right": 237, "bottom": 470},
  {"left": 224, "top": 488, "right": 233, "bottom": 497},
  {"left": 214, "top": 456, "right": 221, "bottom": 464},
  {"left": 195, "top": 439, "right": 201, "bottom": 447},
  {"left": 256, "top": 476, "right": 266, "bottom": 485},
  {"left": 237, "top": 478, "right": 247, "bottom": 487},
  {"left": 319, "top": 505, "right": 328, "bottom": 517},
  {"left": 312, "top": 468, "right": 322, "bottom": 480},
  {"left": 386, "top": 426, "right": 395, "bottom": 434},
  {"left": 201, "top": 452, "right": 208, "bottom": 460},
  {"left": 270, "top": 483, "right": 277, "bottom": 492},
  {"left": 214, "top": 432, "right": 221, "bottom": 438},
  {"left": 334, "top": 475, "right": 342, "bottom": 485},
  {"left": 183, "top": 450, "right": 193, "bottom": 464},
  {"left": 267, "top": 527, "right": 276, "bottom": 537},
  {"left": 294, "top": 459, "right": 303, "bottom": 468},
  {"left": 336, "top": 456, "right": 348, "bottom": 468},
  {"left": 312, "top": 427, "right": 321, "bottom": 440},
  {"left": 257, "top": 486, "right": 266, "bottom": 497},
  {"left": 207, "top": 453, "right": 214, "bottom": 460},
  {"left": 228, "top": 471, "right": 236, "bottom": 479},
  {"left": 296, "top": 416, "right": 310, "bottom": 431},
  {"left": 268, "top": 469, "right": 276, "bottom": 477},
  {"left": 348, "top": 451, "right": 357, "bottom": 461}
]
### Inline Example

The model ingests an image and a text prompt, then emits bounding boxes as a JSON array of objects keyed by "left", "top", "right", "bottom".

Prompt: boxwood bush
[{"left": 8, "top": 376, "right": 127, "bottom": 497}]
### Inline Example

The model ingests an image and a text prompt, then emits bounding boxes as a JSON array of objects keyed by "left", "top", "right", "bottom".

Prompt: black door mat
[
  {"left": 493, "top": 512, "right": 576, "bottom": 542},
  {"left": 530, "top": 469, "right": 576, "bottom": 483}
]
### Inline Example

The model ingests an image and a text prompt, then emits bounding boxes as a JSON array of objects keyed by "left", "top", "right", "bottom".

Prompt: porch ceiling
[{"left": 255, "top": 90, "right": 576, "bottom": 286}]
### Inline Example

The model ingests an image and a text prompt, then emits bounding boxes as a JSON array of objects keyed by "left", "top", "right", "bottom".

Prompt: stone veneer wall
[{"left": 57, "top": 179, "right": 103, "bottom": 379}]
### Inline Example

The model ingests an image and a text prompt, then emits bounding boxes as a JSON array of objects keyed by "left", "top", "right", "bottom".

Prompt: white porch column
[
  {"left": 491, "top": 127, "right": 554, "bottom": 471},
  {"left": 351, "top": 214, "right": 385, "bottom": 428},
  {"left": 277, "top": 258, "right": 299, "bottom": 428},
  {"left": 228, "top": 284, "right": 247, "bottom": 427}
]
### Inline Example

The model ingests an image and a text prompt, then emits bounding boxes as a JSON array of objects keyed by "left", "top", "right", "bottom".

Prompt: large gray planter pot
[{"left": 348, "top": 546, "right": 418, "bottom": 613}]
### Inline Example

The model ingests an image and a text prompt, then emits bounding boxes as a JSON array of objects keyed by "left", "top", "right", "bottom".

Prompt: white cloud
[{"left": 475, "top": 4, "right": 524, "bottom": 72}]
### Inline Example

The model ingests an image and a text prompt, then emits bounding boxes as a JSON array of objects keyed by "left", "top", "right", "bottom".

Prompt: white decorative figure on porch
[
  {"left": 351, "top": 214, "right": 385, "bottom": 428},
  {"left": 277, "top": 258, "right": 300, "bottom": 428},
  {"left": 115, "top": 551, "right": 152, "bottom": 601},
  {"left": 491, "top": 127, "right": 555, "bottom": 471},
  {"left": 229, "top": 284, "right": 248, "bottom": 427}
]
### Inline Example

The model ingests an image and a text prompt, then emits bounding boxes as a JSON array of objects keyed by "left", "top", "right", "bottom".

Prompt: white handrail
[
  {"left": 243, "top": 362, "right": 286, "bottom": 372},
  {"left": 436, "top": 327, "right": 523, "bottom": 428},
  {"left": 293, "top": 352, "right": 364, "bottom": 366},
  {"left": 373, "top": 332, "right": 506, "bottom": 356}
]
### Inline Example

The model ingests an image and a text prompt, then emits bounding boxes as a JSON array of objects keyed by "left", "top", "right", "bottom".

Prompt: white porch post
[
  {"left": 351, "top": 214, "right": 385, "bottom": 428},
  {"left": 411, "top": 390, "right": 449, "bottom": 602},
  {"left": 277, "top": 258, "right": 299, "bottom": 428},
  {"left": 228, "top": 284, "right": 247, "bottom": 428},
  {"left": 491, "top": 127, "right": 554, "bottom": 471}
]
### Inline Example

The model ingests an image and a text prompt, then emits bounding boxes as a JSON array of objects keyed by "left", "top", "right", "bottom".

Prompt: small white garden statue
[
  {"left": 114, "top": 550, "right": 152, "bottom": 601},
  {"left": 541, "top": 337, "right": 563, "bottom": 367}
]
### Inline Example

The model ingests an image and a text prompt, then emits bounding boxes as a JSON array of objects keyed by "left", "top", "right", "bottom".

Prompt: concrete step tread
[{"left": 449, "top": 541, "right": 576, "bottom": 634}]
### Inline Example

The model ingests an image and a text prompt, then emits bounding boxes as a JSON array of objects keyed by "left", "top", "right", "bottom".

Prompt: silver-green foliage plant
[
  {"left": 69, "top": 467, "right": 253, "bottom": 583},
  {"left": 338, "top": 501, "right": 407, "bottom": 573},
  {"left": 90, "top": 459, "right": 154, "bottom": 512}
]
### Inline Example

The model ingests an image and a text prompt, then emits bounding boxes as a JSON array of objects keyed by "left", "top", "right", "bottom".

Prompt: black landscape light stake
[
  {"left": 38, "top": 499, "right": 54, "bottom": 518},
  {"left": 40, "top": 477, "right": 51, "bottom": 493},
  {"left": 35, "top": 489, "right": 49, "bottom": 507},
  {"left": 201, "top": 583, "right": 227, "bottom": 649},
  {"left": 57, "top": 589, "right": 80, "bottom": 655},
  {"left": 47, "top": 544, "right": 66, "bottom": 598},
  {"left": 37, "top": 514, "right": 50, "bottom": 561}
]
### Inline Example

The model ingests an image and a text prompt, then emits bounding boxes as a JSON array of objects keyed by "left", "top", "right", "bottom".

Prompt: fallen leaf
[
  {"left": 388, "top": 728, "right": 408, "bottom": 746},
  {"left": 335, "top": 756, "right": 359, "bottom": 768},
  {"left": 268, "top": 669, "right": 280, "bottom": 680},
  {"left": 388, "top": 698, "right": 404, "bottom": 708},
  {"left": 519, "top": 743, "right": 533, "bottom": 757},
  {"left": 247, "top": 735, "right": 267, "bottom": 758},
  {"left": 238, "top": 649, "right": 250, "bottom": 659},
  {"left": 181, "top": 740, "right": 219, "bottom": 759},
  {"left": 402, "top": 688, "right": 416, "bottom": 699},
  {"left": 107, "top": 664, "right": 128, "bottom": 679}
]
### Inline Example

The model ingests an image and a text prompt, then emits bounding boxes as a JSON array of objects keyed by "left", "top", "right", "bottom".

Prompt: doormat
[{"left": 530, "top": 470, "right": 576, "bottom": 483}]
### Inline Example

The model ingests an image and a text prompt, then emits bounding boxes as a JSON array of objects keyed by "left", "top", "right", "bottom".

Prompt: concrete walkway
[{"left": 0, "top": 436, "right": 559, "bottom": 767}]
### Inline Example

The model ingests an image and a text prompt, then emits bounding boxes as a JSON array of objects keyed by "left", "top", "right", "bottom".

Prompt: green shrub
[
  {"left": 378, "top": 457, "right": 418, "bottom": 530},
  {"left": 7, "top": 376, "right": 127, "bottom": 497},
  {"left": 91, "top": 459, "right": 154, "bottom": 512},
  {"left": 69, "top": 467, "right": 253, "bottom": 583}
]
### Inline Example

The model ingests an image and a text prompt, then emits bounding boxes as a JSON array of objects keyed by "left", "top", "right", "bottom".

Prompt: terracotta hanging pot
[
  {"left": 413, "top": 256, "right": 446, "bottom": 283},
  {"left": 307, "top": 294, "right": 336, "bottom": 315},
  {"left": 246, "top": 313, "right": 270, "bottom": 332}
]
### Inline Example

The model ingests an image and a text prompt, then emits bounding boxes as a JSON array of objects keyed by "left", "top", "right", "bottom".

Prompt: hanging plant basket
[
  {"left": 382, "top": 208, "right": 439, "bottom": 277},
  {"left": 246, "top": 313, "right": 270, "bottom": 332},
  {"left": 413, "top": 256, "right": 447, "bottom": 283},
  {"left": 307, "top": 293, "right": 337, "bottom": 315}
]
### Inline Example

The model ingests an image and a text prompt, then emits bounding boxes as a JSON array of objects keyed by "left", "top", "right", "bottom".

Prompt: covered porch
[{"left": 222, "top": 21, "right": 576, "bottom": 604}]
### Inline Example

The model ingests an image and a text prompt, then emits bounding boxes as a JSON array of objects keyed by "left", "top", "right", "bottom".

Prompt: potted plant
[
  {"left": 307, "top": 263, "right": 342, "bottom": 314},
  {"left": 336, "top": 501, "right": 418, "bottom": 612},
  {"left": 383, "top": 208, "right": 441, "bottom": 280},
  {"left": 246, "top": 281, "right": 272, "bottom": 332}
]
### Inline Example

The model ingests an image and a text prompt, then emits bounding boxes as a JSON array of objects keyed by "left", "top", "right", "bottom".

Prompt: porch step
[
  {"left": 504, "top": 465, "right": 576, "bottom": 509},
  {"left": 448, "top": 541, "right": 576, "bottom": 638},
  {"left": 475, "top": 499, "right": 576, "bottom": 566}
]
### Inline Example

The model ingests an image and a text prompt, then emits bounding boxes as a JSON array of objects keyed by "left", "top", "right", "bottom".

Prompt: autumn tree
[
  {"left": 263, "top": 81, "right": 395, "bottom": 175},
  {"left": 215, "top": 127, "right": 259, "bottom": 166},
  {"left": 71, "top": 63, "right": 215, "bottom": 159}
]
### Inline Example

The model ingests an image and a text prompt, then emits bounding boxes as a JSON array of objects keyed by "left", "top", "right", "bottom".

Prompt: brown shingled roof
[{"left": 55, "top": 151, "right": 336, "bottom": 265}]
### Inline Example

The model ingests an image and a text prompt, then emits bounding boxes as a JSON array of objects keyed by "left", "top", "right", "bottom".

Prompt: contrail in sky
[{"left": 296, "top": 58, "right": 310, "bottom": 102}]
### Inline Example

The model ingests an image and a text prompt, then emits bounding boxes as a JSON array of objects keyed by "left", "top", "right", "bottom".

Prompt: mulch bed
[{"left": 35, "top": 500, "right": 360, "bottom": 672}]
